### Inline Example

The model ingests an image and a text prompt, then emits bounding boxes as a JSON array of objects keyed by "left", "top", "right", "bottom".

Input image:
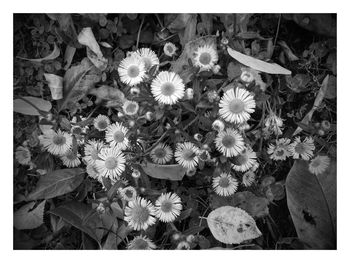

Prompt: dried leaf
[
  {"left": 278, "top": 41, "right": 299, "bottom": 61},
  {"left": 44, "top": 73, "right": 63, "bottom": 100},
  {"left": 17, "top": 43, "right": 60, "bottom": 63},
  {"left": 14, "top": 200, "right": 46, "bottom": 230},
  {"left": 64, "top": 45, "right": 76, "bottom": 70},
  {"left": 227, "top": 46, "right": 291, "bottom": 75},
  {"left": 207, "top": 206, "right": 262, "bottom": 244},
  {"left": 14, "top": 96, "right": 52, "bottom": 116},
  {"left": 141, "top": 162, "right": 187, "bottom": 181}
]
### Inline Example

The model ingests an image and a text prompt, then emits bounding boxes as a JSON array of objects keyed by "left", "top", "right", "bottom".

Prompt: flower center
[
  {"left": 52, "top": 134, "right": 66, "bottom": 146},
  {"left": 182, "top": 149, "right": 195, "bottom": 161},
  {"left": 127, "top": 65, "right": 140, "bottom": 78},
  {"left": 218, "top": 177, "right": 230, "bottom": 188},
  {"left": 154, "top": 148, "right": 166, "bottom": 158},
  {"left": 160, "top": 200, "right": 173, "bottom": 213},
  {"left": 142, "top": 58, "right": 152, "bottom": 70},
  {"left": 113, "top": 131, "right": 125, "bottom": 143},
  {"left": 105, "top": 157, "right": 118, "bottom": 170},
  {"left": 125, "top": 189, "right": 134, "bottom": 199},
  {"left": 221, "top": 135, "right": 236, "bottom": 148},
  {"left": 97, "top": 120, "right": 108, "bottom": 130},
  {"left": 125, "top": 103, "right": 137, "bottom": 114},
  {"left": 199, "top": 52, "right": 212, "bottom": 65},
  {"left": 294, "top": 143, "right": 305, "bottom": 154},
  {"left": 161, "top": 82, "right": 175, "bottom": 96},
  {"left": 233, "top": 154, "right": 248, "bottom": 165},
  {"left": 166, "top": 45, "right": 174, "bottom": 54},
  {"left": 133, "top": 206, "right": 150, "bottom": 223},
  {"left": 133, "top": 239, "right": 149, "bottom": 249},
  {"left": 66, "top": 151, "right": 76, "bottom": 160},
  {"left": 72, "top": 126, "right": 82, "bottom": 135},
  {"left": 228, "top": 99, "right": 245, "bottom": 114},
  {"left": 275, "top": 149, "right": 285, "bottom": 156},
  {"left": 311, "top": 159, "right": 321, "bottom": 167}
]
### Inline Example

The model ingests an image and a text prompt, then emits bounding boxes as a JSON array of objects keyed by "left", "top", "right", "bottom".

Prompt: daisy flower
[
  {"left": 127, "top": 235, "right": 157, "bottom": 250},
  {"left": 242, "top": 170, "right": 256, "bottom": 187},
  {"left": 212, "top": 172, "right": 239, "bottom": 196},
  {"left": 219, "top": 87, "right": 256, "bottom": 124},
  {"left": 119, "top": 186, "right": 137, "bottom": 202},
  {"left": 40, "top": 129, "right": 72, "bottom": 156},
  {"left": 61, "top": 150, "right": 81, "bottom": 168},
  {"left": 163, "top": 42, "right": 177, "bottom": 57},
  {"left": 86, "top": 163, "right": 101, "bottom": 180},
  {"left": 175, "top": 142, "right": 200, "bottom": 170},
  {"left": 267, "top": 138, "right": 291, "bottom": 161},
  {"left": 94, "top": 114, "right": 110, "bottom": 131},
  {"left": 154, "top": 192, "right": 182, "bottom": 223},
  {"left": 289, "top": 137, "right": 315, "bottom": 160},
  {"left": 150, "top": 143, "right": 173, "bottom": 164},
  {"left": 151, "top": 71, "right": 185, "bottom": 105},
  {"left": 135, "top": 48, "right": 159, "bottom": 71},
  {"left": 215, "top": 128, "right": 245, "bottom": 157},
  {"left": 309, "top": 155, "right": 331, "bottom": 176},
  {"left": 105, "top": 122, "right": 129, "bottom": 150},
  {"left": 124, "top": 197, "right": 156, "bottom": 231},
  {"left": 118, "top": 54, "right": 146, "bottom": 86},
  {"left": 231, "top": 147, "right": 258, "bottom": 172},
  {"left": 84, "top": 139, "right": 105, "bottom": 165},
  {"left": 95, "top": 147, "right": 126, "bottom": 180},
  {"left": 193, "top": 44, "right": 218, "bottom": 71},
  {"left": 122, "top": 100, "right": 139, "bottom": 116},
  {"left": 212, "top": 119, "right": 225, "bottom": 132},
  {"left": 15, "top": 146, "right": 31, "bottom": 165},
  {"left": 264, "top": 112, "right": 283, "bottom": 135}
]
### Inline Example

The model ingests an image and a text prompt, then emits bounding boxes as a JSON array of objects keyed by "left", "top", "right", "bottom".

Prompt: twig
[
  {"left": 136, "top": 15, "right": 145, "bottom": 50},
  {"left": 155, "top": 14, "right": 164, "bottom": 29},
  {"left": 273, "top": 14, "right": 282, "bottom": 47},
  {"left": 183, "top": 116, "right": 199, "bottom": 130}
]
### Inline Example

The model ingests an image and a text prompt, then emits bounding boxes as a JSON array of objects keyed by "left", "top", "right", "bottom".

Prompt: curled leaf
[
  {"left": 227, "top": 46, "right": 291, "bottom": 75},
  {"left": 207, "top": 206, "right": 262, "bottom": 244},
  {"left": 44, "top": 73, "right": 64, "bottom": 100},
  {"left": 17, "top": 43, "right": 60, "bottom": 63},
  {"left": 78, "top": 27, "right": 103, "bottom": 58}
]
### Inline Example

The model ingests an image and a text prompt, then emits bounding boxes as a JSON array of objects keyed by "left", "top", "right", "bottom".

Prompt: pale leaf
[
  {"left": 14, "top": 96, "right": 52, "bottom": 116},
  {"left": 17, "top": 43, "right": 60, "bottom": 63}
]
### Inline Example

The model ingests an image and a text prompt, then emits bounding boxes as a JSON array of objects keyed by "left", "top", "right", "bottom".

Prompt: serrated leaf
[
  {"left": 286, "top": 159, "right": 336, "bottom": 249},
  {"left": 27, "top": 168, "right": 85, "bottom": 200},
  {"left": 14, "top": 200, "right": 46, "bottom": 230},
  {"left": 14, "top": 96, "right": 52, "bottom": 116},
  {"left": 207, "top": 206, "right": 262, "bottom": 244},
  {"left": 17, "top": 43, "right": 60, "bottom": 63},
  {"left": 227, "top": 46, "right": 291, "bottom": 75},
  {"left": 141, "top": 162, "right": 187, "bottom": 181},
  {"left": 49, "top": 201, "right": 102, "bottom": 244}
]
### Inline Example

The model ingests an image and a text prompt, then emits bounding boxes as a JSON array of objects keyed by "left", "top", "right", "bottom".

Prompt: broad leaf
[
  {"left": 14, "top": 96, "right": 52, "bottom": 116},
  {"left": 14, "top": 200, "right": 46, "bottom": 230},
  {"left": 286, "top": 159, "right": 336, "bottom": 249},
  {"left": 27, "top": 168, "right": 85, "bottom": 200},
  {"left": 207, "top": 206, "right": 262, "bottom": 244},
  {"left": 141, "top": 162, "right": 187, "bottom": 181},
  {"left": 49, "top": 201, "right": 102, "bottom": 244},
  {"left": 227, "top": 46, "right": 291, "bottom": 75},
  {"left": 16, "top": 43, "right": 60, "bottom": 63}
]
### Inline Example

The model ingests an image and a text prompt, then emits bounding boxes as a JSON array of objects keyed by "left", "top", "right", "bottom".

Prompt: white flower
[
  {"left": 193, "top": 44, "right": 218, "bottom": 71},
  {"left": 40, "top": 129, "right": 72, "bottom": 156},
  {"left": 135, "top": 48, "right": 159, "bottom": 71},
  {"left": 309, "top": 155, "right": 331, "bottom": 175},
  {"left": 155, "top": 192, "right": 182, "bottom": 223},
  {"left": 94, "top": 114, "right": 110, "bottom": 131},
  {"left": 177, "top": 241, "right": 191, "bottom": 250},
  {"left": 289, "top": 137, "right": 315, "bottom": 160},
  {"left": 242, "top": 170, "right": 256, "bottom": 187},
  {"left": 151, "top": 71, "right": 185, "bottom": 105},
  {"left": 119, "top": 186, "right": 137, "bottom": 202},
  {"left": 122, "top": 100, "right": 139, "bottom": 116},
  {"left": 61, "top": 150, "right": 81, "bottom": 168},
  {"left": 124, "top": 197, "right": 156, "bottom": 231},
  {"left": 84, "top": 139, "right": 105, "bottom": 165},
  {"left": 175, "top": 142, "right": 200, "bottom": 170},
  {"left": 105, "top": 122, "right": 129, "bottom": 150},
  {"left": 164, "top": 42, "right": 177, "bottom": 57},
  {"left": 212, "top": 119, "right": 225, "bottom": 132},
  {"left": 127, "top": 235, "right": 157, "bottom": 250},
  {"left": 15, "top": 146, "right": 31, "bottom": 165},
  {"left": 86, "top": 163, "right": 101, "bottom": 180},
  {"left": 118, "top": 55, "right": 146, "bottom": 86},
  {"left": 267, "top": 138, "right": 291, "bottom": 161},
  {"left": 215, "top": 128, "right": 245, "bottom": 157},
  {"left": 95, "top": 147, "right": 126, "bottom": 180},
  {"left": 219, "top": 87, "right": 256, "bottom": 124},
  {"left": 231, "top": 147, "right": 258, "bottom": 172},
  {"left": 212, "top": 173, "right": 239, "bottom": 196},
  {"left": 150, "top": 143, "right": 173, "bottom": 164}
]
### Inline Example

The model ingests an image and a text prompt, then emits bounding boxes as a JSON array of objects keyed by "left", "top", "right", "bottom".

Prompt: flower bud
[{"left": 212, "top": 119, "right": 225, "bottom": 132}]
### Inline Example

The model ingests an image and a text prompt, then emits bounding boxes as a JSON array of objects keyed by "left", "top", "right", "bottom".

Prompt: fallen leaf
[
  {"left": 17, "top": 43, "right": 60, "bottom": 63},
  {"left": 141, "top": 162, "right": 187, "bottom": 181},
  {"left": 14, "top": 96, "right": 52, "bottom": 116}
]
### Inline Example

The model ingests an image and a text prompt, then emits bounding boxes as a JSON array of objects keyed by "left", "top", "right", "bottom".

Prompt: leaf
[
  {"left": 44, "top": 73, "right": 64, "bottom": 100},
  {"left": 17, "top": 43, "right": 60, "bottom": 62},
  {"left": 14, "top": 96, "right": 52, "bottom": 116},
  {"left": 103, "top": 232, "right": 117, "bottom": 250},
  {"left": 64, "top": 45, "right": 76, "bottom": 70},
  {"left": 227, "top": 62, "right": 242, "bottom": 80},
  {"left": 227, "top": 47, "right": 291, "bottom": 75},
  {"left": 86, "top": 47, "right": 108, "bottom": 71},
  {"left": 27, "top": 168, "right": 85, "bottom": 200},
  {"left": 324, "top": 75, "right": 336, "bottom": 99},
  {"left": 49, "top": 201, "right": 102, "bottom": 244},
  {"left": 286, "top": 159, "right": 336, "bottom": 249},
  {"left": 141, "top": 162, "right": 187, "bottom": 181},
  {"left": 174, "top": 208, "right": 193, "bottom": 222},
  {"left": 14, "top": 200, "right": 46, "bottom": 230},
  {"left": 207, "top": 206, "right": 262, "bottom": 244},
  {"left": 278, "top": 41, "right": 299, "bottom": 61}
]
